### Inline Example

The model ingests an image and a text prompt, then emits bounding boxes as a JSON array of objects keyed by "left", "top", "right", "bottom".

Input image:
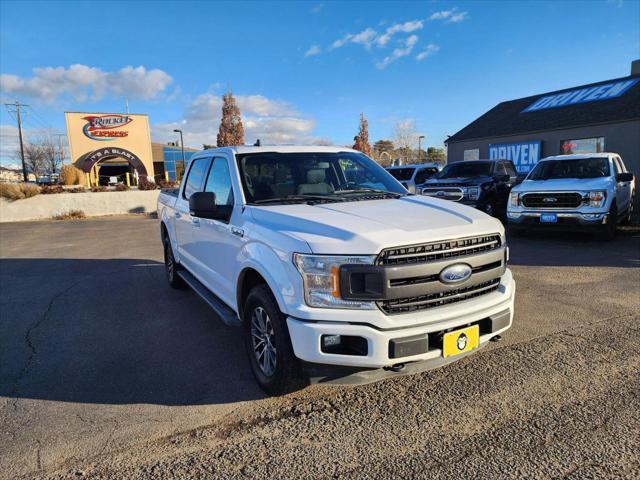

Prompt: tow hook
[
  {"left": 490, "top": 335, "right": 502, "bottom": 342},
  {"left": 384, "top": 363, "right": 406, "bottom": 372}
]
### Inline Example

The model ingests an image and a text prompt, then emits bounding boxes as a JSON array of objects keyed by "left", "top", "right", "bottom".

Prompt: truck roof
[
  {"left": 386, "top": 163, "right": 441, "bottom": 169},
  {"left": 541, "top": 153, "right": 616, "bottom": 161},
  {"left": 202, "top": 145, "right": 361, "bottom": 155}
]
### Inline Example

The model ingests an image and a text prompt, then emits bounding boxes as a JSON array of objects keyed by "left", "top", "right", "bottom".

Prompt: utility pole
[
  {"left": 418, "top": 135, "right": 425, "bottom": 164},
  {"left": 53, "top": 133, "right": 67, "bottom": 171},
  {"left": 5, "top": 101, "right": 29, "bottom": 182}
]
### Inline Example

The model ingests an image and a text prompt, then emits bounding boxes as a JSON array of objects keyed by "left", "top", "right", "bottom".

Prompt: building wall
[{"left": 446, "top": 120, "right": 640, "bottom": 176}]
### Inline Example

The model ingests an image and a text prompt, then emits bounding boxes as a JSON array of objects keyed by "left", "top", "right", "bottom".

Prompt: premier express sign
[
  {"left": 522, "top": 78, "right": 639, "bottom": 112},
  {"left": 489, "top": 141, "right": 541, "bottom": 174}
]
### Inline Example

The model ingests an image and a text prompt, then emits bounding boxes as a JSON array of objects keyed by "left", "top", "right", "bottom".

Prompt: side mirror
[
  {"left": 616, "top": 172, "right": 634, "bottom": 182},
  {"left": 189, "top": 192, "right": 232, "bottom": 221},
  {"left": 515, "top": 174, "right": 527, "bottom": 184}
]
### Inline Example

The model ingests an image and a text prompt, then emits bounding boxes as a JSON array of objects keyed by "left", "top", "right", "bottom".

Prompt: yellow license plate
[{"left": 442, "top": 325, "right": 480, "bottom": 358}]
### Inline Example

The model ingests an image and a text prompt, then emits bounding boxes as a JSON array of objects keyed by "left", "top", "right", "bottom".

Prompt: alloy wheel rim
[{"left": 250, "top": 306, "right": 277, "bottom": 377}]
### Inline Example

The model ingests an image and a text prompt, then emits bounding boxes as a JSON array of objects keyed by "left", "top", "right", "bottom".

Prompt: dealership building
[
  {"left": 446, "top": 60, "right": 640, "bottom": 177},
  {"left": 65, "top": 111, "right": 198, "bottom": 185}
]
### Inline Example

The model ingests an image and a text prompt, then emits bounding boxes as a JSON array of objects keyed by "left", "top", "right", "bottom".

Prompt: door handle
[
  {"left": 231, "top": 227, "right": 244, "bottom": 237},
  {"left": 191, "top": 217, "right": 200, "bottom": 226},
  {"left": 175, "top": 212, "right": 181, "bottom": 218}
]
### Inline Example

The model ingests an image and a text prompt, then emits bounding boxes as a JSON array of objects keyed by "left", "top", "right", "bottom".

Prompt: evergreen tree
[
  {"left": 217, "top": 92, "right": 245, "bottom": 147},
  {"left": 352, "top": 113, "right": 372, "bottom": 156}
]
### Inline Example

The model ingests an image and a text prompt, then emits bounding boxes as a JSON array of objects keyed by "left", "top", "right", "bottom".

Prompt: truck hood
[
  {"left": 248, "top": 196, "right": 502, "bottom": 254},
  {"left": 514, "top": 177, "right": 611, "bottom": 192},
  {"left": 423, "top": 176, "right": 493, "bottom": 186}
]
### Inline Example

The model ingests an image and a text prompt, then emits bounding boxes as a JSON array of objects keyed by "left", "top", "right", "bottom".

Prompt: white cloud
[
  {"left": 416, "top": 44, "right": 440, "bottom": 61},
  {"left": 376, "top": 35, "right": 419, "bottom": 69},
  {"left": 0, "top": 123, "right": 58, "bottom": 166},
  {"left": 376, "top": 20, "right": 424, "bottom": 47},
  {"left": 429, "top": 8, "right": 469, "bottom": 23},
  {"left": 151, "top": 93, "right": 318, "bottom": 148},
  {"left": 331, "top": 27, "right": 378, "bottom": 50},
  {"left": 0, "top": 64, "right": 173, "bottom": 103},
  {"left": 304, "top": 45, "right": 322, "bottom": 57}
]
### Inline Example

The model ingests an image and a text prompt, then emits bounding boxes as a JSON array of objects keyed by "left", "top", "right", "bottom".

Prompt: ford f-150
[{"left": 158, "top": 146, "right": 515, "bottom": 395}]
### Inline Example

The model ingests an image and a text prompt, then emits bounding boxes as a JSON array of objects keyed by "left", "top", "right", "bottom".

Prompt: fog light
[
  {"left": 507, "top": 212, "right": 521, "bottom": 219},
  {"left": 322, "top": 335, "right": 341, "bottom": 348},
  {"left": 583, "top": 213, "right": 601, "bottom": 220}
]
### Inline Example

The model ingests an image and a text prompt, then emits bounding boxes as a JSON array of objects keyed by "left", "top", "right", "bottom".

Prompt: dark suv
[{"left": 420, "top": 159, "right": 521, "bottom": 217}]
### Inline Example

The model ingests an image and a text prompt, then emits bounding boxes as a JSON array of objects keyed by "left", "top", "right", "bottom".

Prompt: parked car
[
  {"left": 158, "top": 146, "right": 515, "bottom": 395},
  {"left": 421, "top": 159, "right": 521, "bottom": 217},
  {"left": 507, "top": 153, "right": 635, "bottom": 239},
  {"left": 385, "top": 163, "right": 441, "bottom": 193}
]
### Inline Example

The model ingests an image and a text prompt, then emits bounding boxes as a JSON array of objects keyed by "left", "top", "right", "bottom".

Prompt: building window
[
  {"left": 464, "top": 149, "right": 479, "bottom": 161},
  {"left": 560, "top": 137, "right": 605, "bottom": 155}
]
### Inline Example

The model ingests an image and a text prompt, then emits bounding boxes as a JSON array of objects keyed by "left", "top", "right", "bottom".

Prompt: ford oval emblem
[{"left": 439, "top": 263, "right": 472, "bottom": 284}]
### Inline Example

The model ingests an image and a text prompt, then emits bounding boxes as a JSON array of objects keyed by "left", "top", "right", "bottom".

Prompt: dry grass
[
  {"left": 52, "top": 210, "right": 86, "bottom": 220},
  {"left": 60, "top": 164, "right": 85, "bottom": 185},
  {"left": 0, "top": 183, "right": 41, "bottom": 201}
]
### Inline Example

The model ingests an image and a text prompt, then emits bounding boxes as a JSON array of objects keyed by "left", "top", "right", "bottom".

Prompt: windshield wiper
[
  {"left": 334, "top": 188, "right": 405, "bottom": 197},
  {"left": 252, "top": 194, "right": 347, "bottom": 205}
]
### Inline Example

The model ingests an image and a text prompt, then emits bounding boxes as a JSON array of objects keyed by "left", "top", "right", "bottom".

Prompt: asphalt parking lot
[{"left": 1, "top": 216, "right": 639, "bottom": 479}]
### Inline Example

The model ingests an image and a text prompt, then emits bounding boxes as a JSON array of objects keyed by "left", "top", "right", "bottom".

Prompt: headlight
[
  {"left": 463, "top": 187, "right": 479, "bottom": 200},
  {"left": 588, "top": 191, "right": 606, "bottom": 208},
  {"left": 510, "top": 192, "right": 520, "bottom": 207},
  {"left": 293, "top": 254, "right": 376, "bottom": 309}
]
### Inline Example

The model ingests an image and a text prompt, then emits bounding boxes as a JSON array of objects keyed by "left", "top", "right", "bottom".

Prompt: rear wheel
[
  {"left": 622, "top": 194, "right": 635, "bottom": 225},
  {"left": 243, "top": 285, "right": 307, "bottom": 396},
  {"left": 163, "top": 233, "right": 186, "bottom": 289}
]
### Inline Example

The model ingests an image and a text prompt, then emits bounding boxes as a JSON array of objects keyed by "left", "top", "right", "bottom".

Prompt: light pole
[
  {"left": 173, "top": 129, "right": 186, "bottom": 180},
  {"left": 418, "top": 135, "right": 425, "bottom": 163}
]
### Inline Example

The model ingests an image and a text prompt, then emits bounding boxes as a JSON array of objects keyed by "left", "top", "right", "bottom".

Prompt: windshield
[
  {"left": 237, "top": 151, "right": 406, "bottom": 204},
  {"left": 387, "top": 167, "right": 415, "bottom": 181},
  {"left": 528, "top": 158, "right": 610, "bottom": 180},
  {"left": 436, "top": 162, "right": 493, "bottom": 179}
]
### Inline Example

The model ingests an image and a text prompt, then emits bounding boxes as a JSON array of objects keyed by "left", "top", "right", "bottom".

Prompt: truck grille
[
  {"left": 521, "top": 192, "right": 583, "bottom": 209},
  {"left": 379, "top": 279, "right": 501, "bottom": 314},
  {"left": 421, "top": 187, "right": 464, "bottom": 201},
  {"left": 378, "top": 234, "right": 502, "bottom": 266}
]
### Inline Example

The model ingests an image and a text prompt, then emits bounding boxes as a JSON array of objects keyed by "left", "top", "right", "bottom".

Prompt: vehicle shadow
[
  {"left": 0, "top": 258, "right": 265, "bottom": 406},
  {"left": 506, "top": 227, "right": 640, "bottom": 268}
]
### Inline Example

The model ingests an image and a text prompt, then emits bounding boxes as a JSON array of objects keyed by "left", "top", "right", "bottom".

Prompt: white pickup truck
[
  {"left": 507, "top": 153, "right": 636, "bottom": 239},
  {"left": 158, "top": 146, "right": 515, "bottom": 395}
]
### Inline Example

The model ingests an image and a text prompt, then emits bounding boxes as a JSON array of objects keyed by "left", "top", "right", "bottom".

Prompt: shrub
[
  {"left": 158, "top": 179, "right": 180, "bottom": 189},
  {"left": 60, "top": 164, "right": 84, "bottom": 185},
  {"left": 90, "top": 186, "right": 107, "bottom": 193},
  {"left": 20, "top": 183, "right": 41, "bottom": 198},
  {"left": 0, "top": 183, "right": 40, "bottom": 201},
  {"left": 0, "top": 183, "right": 24, "bottom": 200},
  {"left": 137, "top": 177, "right": 158, "bottom": 190},
  {"left": 41, "top": 185, "right": 65, "bottom": 194},
  {"left": 68, "top": 187, "right": 86, "bottom": 193},
  {"left": 115, "top": 183, "right": 130, "bottom": 191},
  {"left": 53, "top": 209, "right": 86, "bottom": 220}
]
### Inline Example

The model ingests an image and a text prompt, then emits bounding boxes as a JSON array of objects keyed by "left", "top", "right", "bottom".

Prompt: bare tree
[
  {"left": 217, "top": 92, "right": 245, "bottom": 147},
  {"left": 17, "top": 141, "right": 46, "bottom": 177},
  {"left": 41, "top": 137, "right": 64, "bottom": 173},
  {"left": 393, "top": 120, "right": 420, "bottom": 164}
]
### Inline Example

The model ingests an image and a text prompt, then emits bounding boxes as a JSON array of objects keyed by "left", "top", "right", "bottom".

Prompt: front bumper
[
  {"left": 287, "top": 270, "right": 515, "bottom": 373},
  {"left": 507, "top": 211, "right": 609, "bottom": 230}
]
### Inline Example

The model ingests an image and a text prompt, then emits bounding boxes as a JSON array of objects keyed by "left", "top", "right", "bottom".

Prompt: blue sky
[{"left": 1, "top": 0, "right": 639, "bottom": 165}]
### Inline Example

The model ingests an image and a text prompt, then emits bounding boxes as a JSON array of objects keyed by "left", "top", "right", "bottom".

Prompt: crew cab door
[
  {"left": 189, "top": 156, "right": 241, "bottom": 307},
  {"left": 612, "top": 156, "right": 632, "bottom": 212},
  {"left": 175, "top": 156, "right": 212, "bottom": 272}
]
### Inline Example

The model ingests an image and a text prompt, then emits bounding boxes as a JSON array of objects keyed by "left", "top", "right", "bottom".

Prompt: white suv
[{"left": 507, "top": 153, "right": 635, "bottom": 239}]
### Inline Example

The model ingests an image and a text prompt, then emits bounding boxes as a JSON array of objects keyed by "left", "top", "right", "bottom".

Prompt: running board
[{"left": 177, "top": 270, "right": 241, "bottom": 327}]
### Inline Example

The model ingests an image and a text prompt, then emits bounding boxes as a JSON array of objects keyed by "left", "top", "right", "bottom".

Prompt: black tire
[
  {"left": 622, "top": 194, "right": 634, "bottom": 225},
  {"left": 243, "top": 284, "right": 307, "bottom": 396},
  {"left": 600, "top": 203, "right": 618, "bottom": 240},
  {"left": 163, "top": 233, "right": 186, "bottom": 289}
]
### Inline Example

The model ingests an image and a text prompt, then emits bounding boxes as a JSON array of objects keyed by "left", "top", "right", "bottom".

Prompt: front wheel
[
  {"left": 600, "top": 203, "right": 618, "bottom": 240},
  {"left": 243, "top": 285, "right": 307, "bottom": 396},
  {"left": 163, "top": 234, "right": 186, "bottom": 289}
]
